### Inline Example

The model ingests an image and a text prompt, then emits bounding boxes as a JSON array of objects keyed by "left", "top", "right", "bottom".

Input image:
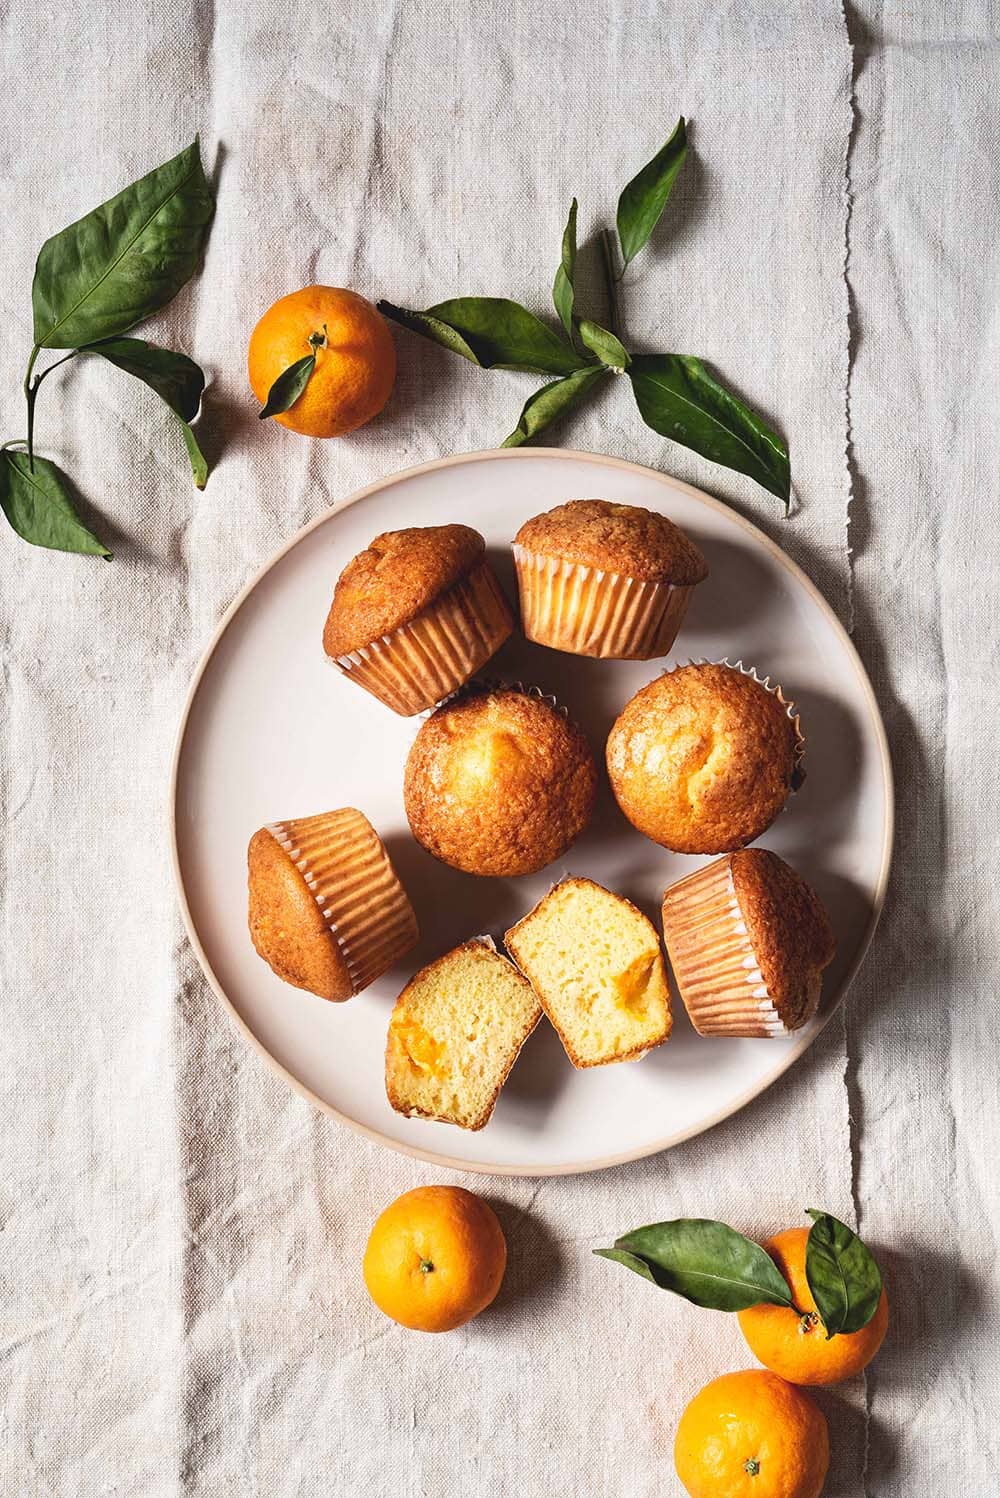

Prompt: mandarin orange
[
  {"left": 363, "top": 1185, "right": 506, "bottom": 1332},
  {"left": 248, "top": 285, "right": 395, "bottom": 436},
  {"left": 674, "top": 1369, "right": 829, "bottom": 1498},
  {"left": 737, "top": 1226, "right": 888, "bottom": 1385}
]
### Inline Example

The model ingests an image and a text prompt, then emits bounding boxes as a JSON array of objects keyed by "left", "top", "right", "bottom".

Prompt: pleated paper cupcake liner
[
  {"left": 430, "top": 675, "right": 568, "bottom": 719},
  {"left": 661, "top": 855, "right": 814, "bottom": 1037},
  {"left": 512, "top": 544, "right": 694, "bottom": 660},
  {"left": 330, "top": 558, "right": 514, "bottom": 716},
  {"left": 266, "top": 808, "right": 418, "bottom": 996}
]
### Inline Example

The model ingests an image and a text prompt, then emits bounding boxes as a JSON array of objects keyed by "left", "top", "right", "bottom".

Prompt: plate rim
[{"left": 169, "top": 446, "right": 894, "bottom": 1177}]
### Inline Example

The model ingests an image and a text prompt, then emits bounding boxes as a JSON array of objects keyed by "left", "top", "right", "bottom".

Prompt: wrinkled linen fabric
[{"left": 0, "top": 1, "right": 996, "bottom": 1494}]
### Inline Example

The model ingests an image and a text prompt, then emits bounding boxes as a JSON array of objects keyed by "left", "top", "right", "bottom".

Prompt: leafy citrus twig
[
  {"left": 380, "top": 118, "right": 791, "bottom": 507},
  {"left": 2, "top": 140, "right": 214, "bottom": 557}
]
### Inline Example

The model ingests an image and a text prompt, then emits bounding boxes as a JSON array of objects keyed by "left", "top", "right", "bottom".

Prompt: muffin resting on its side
[
  {"left": 661, "top": 849, "right": 836, "bottom": 1037},
  {"left": 385, "top": 941, "right": 543, "bottom": 1130},
  {"left": 323, "top": 524, "right": 514, "bottom": 716},
  {"left": 505, "top": 877, "right": 672, "bottom": 1067},
  {"left": 248, "top": 807, "right": 418, "bottom": 1001},
  {"left": 403, "top": 687, "right": 598, "bottom": 877},
  {"left": 513, "top": 498, "right": 708, "bottom": 659},
  {"left": 606, "top": 661, "right": 803, "bottom": 853}
]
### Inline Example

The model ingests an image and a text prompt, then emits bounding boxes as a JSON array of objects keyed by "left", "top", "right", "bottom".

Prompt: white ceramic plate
[{"left": 171, "top": 449, "right": 892, "bottom": 1176}]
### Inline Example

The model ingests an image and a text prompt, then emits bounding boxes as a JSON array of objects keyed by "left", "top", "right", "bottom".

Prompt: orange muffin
[
  {"left": 661, "top": 850, "right": 836, "bottom": 1036},
  {"left": 403, "top": 686, "right": 598, "bottom": 877},
  {"left": 505, "top": 878, "right": 671, "bottom": 1066},
  {"left": 248, "top": 808, "right": 418, "bottom": 1000},
  {"left": 606, "top": 661, "right": 804, "bottom": 852},
  {"left": 512, "top": 498, "right": 707, "bottom": 658},
  {"left": 386, "top": 940, "right": 542, "bottom": 1129},
  {"left": 323, "top": 525, "right": 514, "bottom": 715}
]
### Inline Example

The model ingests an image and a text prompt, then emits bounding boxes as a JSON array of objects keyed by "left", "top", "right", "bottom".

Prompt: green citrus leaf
[
  {"left": 501, "top": 366, "right": 605, "bottom": 447},
  {"left": 577, "top": 319, "right": 630, "bottom": 370},
  {"left": 81, "top": 337, "right": 205, "bottom": 421},
  {"left": 178, "top": 419, "right": 208, "bottom": 490},
  {"left": 0, "top": 451, "right": 111, "bottom": 557},
  {"left": 552, "top": 199, "right": 578, "bottom": 339},
  {"left": 616, "top": 117, "right": 687, "bottom": 271},
  {"left": 805, "top": 1209, "right": 883, "bottom": 1338},
  {"left": 429, "top": 297, "right": 587, "bottom": 373},
  {"left": 593, "top": 1247, "right": 663, "bottom": 1285},
  {"left": 595, "top": 1219, "right": 795, "bottom": 1311},
  {"left": 377, "top": 302, "right": 483, "bottom": 364},
  {"left": 258, "top": 354, "right": 316, "bottom": 419},
  {"left": 81, "top": 337, "right": 209, "bottom": 487},
  {"left": 381, "top": 297, "right": 587, "bottom": 375},
  {"left": 629, "top": 353, "right": 790, "bottom": 505},
  {"left": 32, "top": 140, "right": 214, "bottom": 350}
]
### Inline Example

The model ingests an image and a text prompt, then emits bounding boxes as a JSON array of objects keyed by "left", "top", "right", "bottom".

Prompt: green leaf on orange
[
  {"left": 595, "top": 1218, "right": 795, "bottom": 1311},
  {"left": 805, "top": 1209, "right": 883, "bottom": 1339},
  {"left": 258, "top": 353, "right": 316, "bottom": 420}
]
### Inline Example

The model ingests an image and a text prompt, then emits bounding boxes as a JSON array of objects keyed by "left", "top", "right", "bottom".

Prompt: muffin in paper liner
[
  {"left": 403, "top": 682, "right": 597, "bottom": 878},
  {"left": 430, "top": 675, "right": 568, "bottom": 719},
  {"left": 512, "top": 545, "right": 695, "bottom": 660},
  {"left": 705, "top": 657, "right": 806, "bottom": 788},
  {"left": 607, "top": 658, "right": 806, "bottom": 855},
  {"left": 263, "top": 808, "right": 418, "bottom": 997},
  {"left": 330, "top": 557, "right": 514, "bottom": 716},
  {"left": 661, "top": 850, "right": 835, "bottom": 1038}
]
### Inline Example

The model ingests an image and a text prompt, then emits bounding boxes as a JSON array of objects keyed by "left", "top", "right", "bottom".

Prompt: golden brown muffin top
[
  {"left": 514, "top": 499, "right": 708, "bottom": 585},
  {"left": 404, "top": 688, "right": 598, "bottom": 877},
  {"left": 606, "top": 663, "right": 800, "bottom": 853},
  {"left": 731, "top": 849, "right": 836, "bottom": 1012},
  {"left": 247, "top": 828, "right": 353, "bottom": 1001},
  {"left": 323, "top": 524, "right": 485, "bottom": 657}
]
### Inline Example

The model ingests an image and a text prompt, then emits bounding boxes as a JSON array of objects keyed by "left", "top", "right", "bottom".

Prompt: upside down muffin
[
  {"left": 247, "top": 807, "right": 418, "bottom": 1001},
  {"left": 323, "top": 524, "right": 514, "bottom": 715},
  {"left": 512, "top": 498, "right": 708, "bottom": 659},
  {"left": 661, "top": 849, "right": 836, "bottom": 1037},
  {"left": 606, "top": 662, "right": 803, "bottom": 853},
  {"left": 403, "top": 686, "right": 598, "bottom": 877}
]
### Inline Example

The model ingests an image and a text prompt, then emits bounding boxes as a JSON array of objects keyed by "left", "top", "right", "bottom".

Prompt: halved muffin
[
  {"left": 505, "top": 878, "right": 671, "bottom": 1067},
  {"left": 323, "top": 524, "right": 514, "bottom": 715},
  {"left": 404, "top": 685, "right": 598, "bottom": 877},
  {"left": 248, "top": 808, "right": 418, "bottom": 1001},
  {"left": 606, "top": 661, "right": 804, "bottom": 853},
  {"left": 661, "top": 850, "right": 836, "bottom": 1037},
  {"left": 513, "top": 498, "right": 707, "bottom": 659},
  {"left": 385, "top": 940, "right": 542, "bottom": 1130}
]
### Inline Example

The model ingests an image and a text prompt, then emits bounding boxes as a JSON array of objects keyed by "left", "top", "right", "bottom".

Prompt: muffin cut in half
[
  {"left": 661, "top": 850, "right": 836, "bottom": 1037},
  {"left": 385, "top": 940, "right": 543, "bottom": 1130},
  {"left": 323, "top": 524, "right": 514, "bottom": 715},
  {"left": 606, "top": 660, "right": 804, "bottom": 854},
  {"left": 513, "top": 498, "right": 708, "bottom": 659},
  {"left": 404, "top": 685, "right": 598, "bottom": 877},
  {"left": 248, "top": 808, "right": 418, "bottom": 1001},
  {"left": 505, "top": 878, "right": 671, "bottom": 1067}
]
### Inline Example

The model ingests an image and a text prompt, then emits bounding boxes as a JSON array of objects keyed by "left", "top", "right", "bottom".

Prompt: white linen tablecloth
[{"left": 1, "top": 2, "right": 997, "bottom": 1493}]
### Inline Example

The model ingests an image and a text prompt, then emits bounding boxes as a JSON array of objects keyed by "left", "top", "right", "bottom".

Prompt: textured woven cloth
[{"left": 1, "top": 2, "right": 997, "bottom": 1493}]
